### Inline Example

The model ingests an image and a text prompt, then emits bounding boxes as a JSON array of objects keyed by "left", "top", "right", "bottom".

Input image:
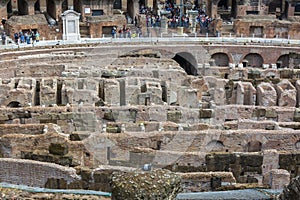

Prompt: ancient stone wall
[{"left": 0, "top": 158, "right": 80, "bottom": 187}]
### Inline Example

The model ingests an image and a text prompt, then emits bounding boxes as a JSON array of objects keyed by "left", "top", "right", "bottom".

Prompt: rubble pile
[{"left": 111, "top": 169, "right": 181, "bottom": 200}]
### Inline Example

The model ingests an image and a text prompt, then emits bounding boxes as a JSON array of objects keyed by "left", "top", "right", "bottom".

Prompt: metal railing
[{"left": 0, "top": 30, "right": 299, "bottom": 50}]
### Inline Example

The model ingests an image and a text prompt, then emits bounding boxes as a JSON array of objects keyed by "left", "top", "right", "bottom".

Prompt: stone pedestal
[
  {"left": 177, "top": 27, "right": 184, "bottom": 35},
  {"left": 264, "top": 169, "right": 290, "bottom": 189},
  {"left": 61, "top": 10, "right": 81, "bottom": 41}
]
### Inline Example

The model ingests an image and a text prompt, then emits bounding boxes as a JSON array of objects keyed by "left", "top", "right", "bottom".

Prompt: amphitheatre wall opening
[
  {"left": 173, "top": 52, "right": 198, "bottom": 76},
  {"left": 243, "top": 53, "right": 264, "bottom": 68},
  {"left": 211, "top": 52, "right": 229, "bottom": 67}
]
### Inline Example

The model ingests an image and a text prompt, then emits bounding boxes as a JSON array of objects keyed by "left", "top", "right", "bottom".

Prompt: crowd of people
[
  {"left": 139, "top": 0, "right": 213, "bottom": 33},
  {"left": 13, "top": 30, "right": 40, "bottom": 44},
  {"left": 111, "top": 25, "right": 142, "bottom": 38}
]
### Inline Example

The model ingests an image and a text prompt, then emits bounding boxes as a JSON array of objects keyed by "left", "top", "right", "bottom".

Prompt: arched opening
[
  {"left": 277, "top": 54, "right": 289, "bottom": 68},
  {"left": 295, "top": 3, "right": 300, "bottom": 16},
  {"left": 211, "top": 52, "right": 229, "bottom": 67},
  {"left": 206, "top": 140, "right": 225, "bottom": 152},
  {"left": 62, "top": 0, "right": 68, "bottom": 12},
  {"left": 217, "top": 0, "right": 231, "bottom": 20},
  {"left": 46, "top": 0, "right": 56, "bottom": 20},
  {"left": 73, "top": 0, "right": 82, "bottom": 14},
  {"left": 268, "top": 0, "right": 282, "bottom": 14},
  {"left": 283, "top": 1, "right": 289, "bottom": 19},
  {"left": 127, "top": 0, "right": 134, "bottom": 20},
  {"left": 114, "top": 0, "right": 122, "bottom": 9},
  {"left": 295, "top": 140, "right": 300, "bottom": 150},
  {"left": 243, "top": 53, "right": 263, "bottom": 68},
  {"left": 18, "top": 0, "right": 29, "bottom": 15},
  {"left": 7, "top": 101, "right": 22, "bottom": 108},
  {"left": 7, "top": 0, "right": 13, "bottom": 17},
  {"left": 231, "top": 0, "right": 237, "bottom": 18},
  {"left": 173, "top": 52, "right": 198, "bottom": 76},
  {"left": 245, "top": 141, "right": 262, "bottom": 152},
  {"left": 34, "top": 0, "right": 41, "bottom": 13}
]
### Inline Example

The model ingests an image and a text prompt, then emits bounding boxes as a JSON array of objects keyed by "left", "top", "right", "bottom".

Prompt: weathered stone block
[
  {"left": 49, "top": 143, "right": 69, "bottom": 156},
  {"left": 266, "top": 109, "right": 277, "bottom": 118},
  {"left": 199, "top": 109, "right": 212, "bottom": 118},
  {"left": 76, "top": 167, "right": 92, "bottom": 182},
  {"left": 167, "top": 111, "right": 182, "bottom": 123},
  {"left": 240, "top": 154, "right": 263, "bottom": 168},
  {"left": 45, "top": 178, "right": 68, "bottom": 189},
  {"left": 69, "top": 131, "right": 91, "bottom": 141}
]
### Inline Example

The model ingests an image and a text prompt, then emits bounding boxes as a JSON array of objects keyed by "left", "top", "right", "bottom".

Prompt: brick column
[{"left": 287, "top": 3, "right": 294, "bottom": 18}]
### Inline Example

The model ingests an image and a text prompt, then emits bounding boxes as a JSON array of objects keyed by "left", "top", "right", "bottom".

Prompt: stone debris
[{"left": 278, "top": 176, "right": 300, "bottom": 200}]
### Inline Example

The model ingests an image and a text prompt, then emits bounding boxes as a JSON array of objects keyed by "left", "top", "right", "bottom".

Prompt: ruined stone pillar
[
  {"left": 68, "top": 0, "right": 74, "bottom": 10},
  {"left": 210, "top": 0, "right": 219, "bottom": 19},
  {"left": 25, "top": 0, "right": 37, "bottom": 15},
  {"left": 262, "top": 149, "right": 279, "bottom": 185},
  {"left": 39, "top": 0, "right": 47, "bottom": 12},
  {"left": 54, "top": 0, "right": 64, "bottom": 22},
  {"left": 0, "top": 0, "right": 12, "bottom": 18},
  {"left": 287, "top": 3, "right": 294, "bottom": 18}
]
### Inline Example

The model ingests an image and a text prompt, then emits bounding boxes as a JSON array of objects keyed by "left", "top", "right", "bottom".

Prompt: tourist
[
  {"left": 111, "top": 27, "right": 116, "bottom": 38},
  {"left": 14, "top": 32, "right": 19, "bottom": 44},
  {"left": 25, "top": 32, "right": 31, "bottom": 44},
  {"left": 122, "top": 25, "right": 127, "bottom": 38},
  {"left": 19, "top": 32, "right": 25, "bottom": 43},
  {"left": 1, "top": 17, "right": 6, "bottom": 26},
  {"left": 31, "top": 30, "right": 36, "bottom": 44},
  {"left": 118, "top": 27, "right": 123, "bottom": 38},
  {"left": 1, "top": 32, "right": 6, "bottom": 45},
  {"left": 35, "top": 31, "right": 40, "bottom": 42},
  {"left": 126, "top": 27, "right": 131, "bottom": 38}
]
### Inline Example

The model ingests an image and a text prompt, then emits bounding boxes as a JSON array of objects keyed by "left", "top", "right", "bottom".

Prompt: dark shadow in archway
[
  {"left": 173, "top": 52, "right": 198, "bottom": 76},
  {"left": 245, "top": 141, "right": 262, "bottom": 152},
  {"left": 7, "top": 101, "right": 22, "bottom": 108},
  {"left": 212, "top": 52, "right": 229, "bottom": 67}
]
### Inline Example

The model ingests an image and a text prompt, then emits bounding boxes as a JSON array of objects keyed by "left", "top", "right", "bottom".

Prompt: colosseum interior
[{"left": 0, "top": 0, "right": 299, "bottom": 199}]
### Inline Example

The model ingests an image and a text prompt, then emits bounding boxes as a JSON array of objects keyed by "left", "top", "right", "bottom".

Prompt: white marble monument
[{"left": 61, "top": 10, "right": 81, "bottom": 41}]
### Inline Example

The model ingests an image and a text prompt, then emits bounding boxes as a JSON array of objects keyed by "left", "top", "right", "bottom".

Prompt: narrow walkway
[{"left": 176, "top": 189, "right": 281, "bottom": 200}]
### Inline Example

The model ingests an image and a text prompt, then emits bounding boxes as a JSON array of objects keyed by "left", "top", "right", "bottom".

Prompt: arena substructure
[{"left": 0, "top": 42, "right": 300, "bottom": 198}]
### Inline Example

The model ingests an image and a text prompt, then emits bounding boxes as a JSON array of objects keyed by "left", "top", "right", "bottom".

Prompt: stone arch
[
  {"left": 211, "top": 52, "right": 229, "bottom": 67},
  {"left": 206, "top": 140, "right": 225, "bottom": 152},
  {"left": 7, "top": 101, "right": 22, "bottom": 108},
  {"left": 173, "top": 52, "right": 198, "bottom": 75},
  {"left": 245, "top": 140, "right": 262, "bottom": 152},
  {"left": 277, "top": 54, "right": 289, "bottom": 68},
  {"left": 18, "top": 0, "right": 29, "bottom": 15},
  {"left": 243, "top": 53, "right": 263, "bottom": 68}
]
